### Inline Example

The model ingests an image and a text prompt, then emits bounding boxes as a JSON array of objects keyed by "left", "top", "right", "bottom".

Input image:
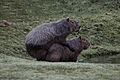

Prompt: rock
[
  {"left": 90, "top": 45, "right": 99, "bottom": 49},
  {"left": 0, "top": 24, "right": 7, "bottom": 27},
  {"left": 2, "top": 20, "right": 12, "bottom": 26}
]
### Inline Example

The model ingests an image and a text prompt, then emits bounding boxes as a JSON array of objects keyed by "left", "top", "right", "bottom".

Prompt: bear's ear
[
  {"left": 79, "top": 36, "right": 81, "bottom": 39},
  {"left": 66, "top": 18, "right": 69, "bottom": 22}
]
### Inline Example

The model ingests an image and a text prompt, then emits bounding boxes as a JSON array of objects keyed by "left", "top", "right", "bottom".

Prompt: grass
[
  {"left": 0, "top": 0, "right": 120, "bottom": 58},
  {"left": 0, "top": 0, "right": 120, "bottom": 79},
  {"left": 0, "top": 54, "right": 120, "bottom": 80}
]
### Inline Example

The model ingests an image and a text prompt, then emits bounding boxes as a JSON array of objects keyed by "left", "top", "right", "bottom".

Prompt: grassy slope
[
  {"left": 0, "top": 0, "right": 120, "bottom": 79},
  {"left": 0, "top": 0, "right": 120, "bottom": 58}
]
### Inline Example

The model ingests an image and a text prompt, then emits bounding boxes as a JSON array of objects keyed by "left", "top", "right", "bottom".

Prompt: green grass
[
  {"left": 0, "top": 54, "right": 120, "bottom": 80},
  {"left": 0, "top": 0, "right": 120, "bottom": 58},
  {"left": 0, "top": 0, "right": 120, "bottom": 79}
]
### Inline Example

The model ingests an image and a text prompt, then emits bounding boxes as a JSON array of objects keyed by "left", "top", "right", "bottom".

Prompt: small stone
[
  {"left": 0, "top": 24, "right": 7, "bottom": 27},
  {"left": 91, "top": 45, "right": 99, "bottom": 49},
  {"left": 2, "top": 20, "right": 12, "bottom": 26}
]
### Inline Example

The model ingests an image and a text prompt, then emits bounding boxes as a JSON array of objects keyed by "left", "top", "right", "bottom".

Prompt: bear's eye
[
  {"left": 72, "top": 21, "right": 74, "bottom": 23},
  {"left": 71, "top": 21, "right": 75, "bottom": 25}
]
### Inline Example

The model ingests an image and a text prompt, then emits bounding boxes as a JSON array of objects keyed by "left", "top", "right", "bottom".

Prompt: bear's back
[{"left": 26, "top": 23, "right": 56, "bottom": 46}]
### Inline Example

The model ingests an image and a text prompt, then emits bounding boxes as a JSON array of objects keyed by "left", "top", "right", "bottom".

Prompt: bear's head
[
  {"left": 67, "top": 36, "right": 89, "bottom": 52},
  {"left": 66, "top": 18, "right": 81, "bottom": 32},
  {"left": 58, "top": 18, "right": 81, "bottom": 33},
  {"left": 78, "top": 36, "right": 90, "bottom": 50}
]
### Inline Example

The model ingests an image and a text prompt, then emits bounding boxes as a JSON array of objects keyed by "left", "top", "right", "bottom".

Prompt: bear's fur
[
  {"left": 46, "top": 36, "right": 90, "bottom": 62},
  {"left": 25, "top": 18, "right": 81, "bottom": 61}
]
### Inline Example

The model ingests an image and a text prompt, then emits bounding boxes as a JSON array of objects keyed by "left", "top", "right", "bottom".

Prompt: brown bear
[
  {"left": 46, "top": 36, "right": 90, "bottom": 62},
  {"left": 25, "top": 18, "right": 81, "bottom": 61}
]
